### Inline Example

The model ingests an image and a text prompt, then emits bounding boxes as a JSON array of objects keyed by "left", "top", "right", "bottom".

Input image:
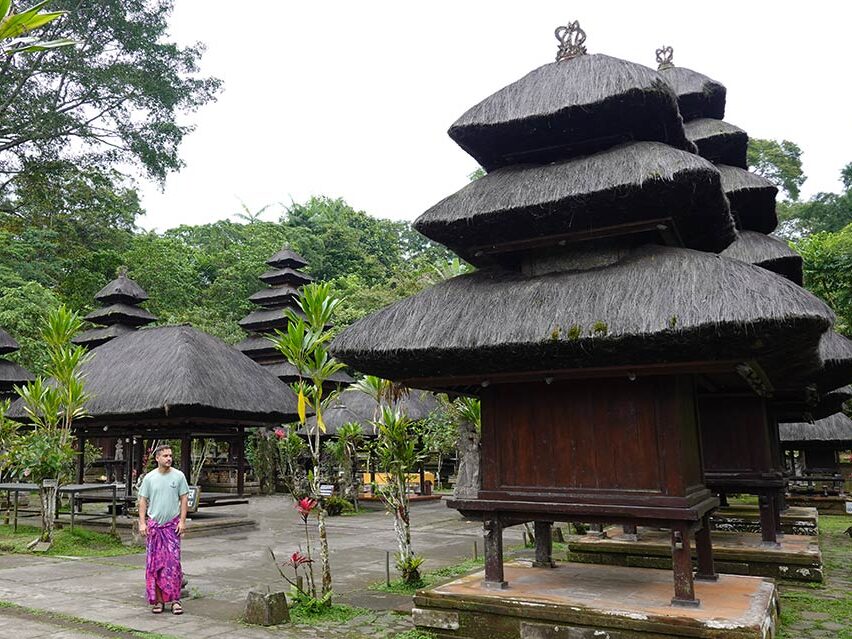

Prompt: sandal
[
  {"left": 151, "top": 602, "right": 164, "bottom": 614},
  {"left": 172, "top": 601, "right": 183, "bottom": 615}
]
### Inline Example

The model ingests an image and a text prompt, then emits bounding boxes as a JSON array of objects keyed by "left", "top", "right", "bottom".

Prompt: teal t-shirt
[{"left": 138, "top": 468, "right": 189, "bottom": 524}]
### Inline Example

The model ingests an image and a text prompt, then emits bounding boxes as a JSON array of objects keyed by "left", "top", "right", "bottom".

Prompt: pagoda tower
[
  {"left": 0, "top": 328, "right": 33, "bottom": 400},
  {"left": 332, "top": 21, "right": 835, "bottom": 612},
  {"left": 73, "top": 268, "right": 157, "bottom": 349},
  {"left": 236, "top": 246, "right": 352, "bottom": 389}
]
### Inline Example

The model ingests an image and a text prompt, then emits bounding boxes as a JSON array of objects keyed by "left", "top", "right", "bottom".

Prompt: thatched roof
[
  {"left": 720, "top": 231, "right": 803, "bottom": 285},
  {"left": 658, "top": 65, "right": 726, "bottom": 122},
  {"left": 234, "top": 333, "right": 279, "bottom": 357},
  {"left": 718, "top": 165, "right": 778, "bottom": 233},
  {"left": 94, "top": 273, "right": 149, "bottom": 304},
  {"left": 9, "top": 325, "right": 299, "bottom": 425},
  {"left": 816, "top": 331, "right": 852, "bottom": 393},
  {"left": 0, "top": 359, "right": 34, "bottom": 386},
  {"left": 414, "top": 142, "right": 735, "bottom": 262},
  {"left": 780, "top": 412, "right": 852, "bottom": 445},
  {"left": 684, "top": 119, "right": 747, "bottom": 169},
  {"left": 238, "top": 306, "right": 306, "bottom": 332},
  {"left": 259, "top": 267, "right": 314, "bottom": 286},
  {"left": 0, "top": 328, "right": 19, "bottom": 355},
  {"left": 72, "top": 324, "right": 136, "bottom": 349},
  {"left": 448, "top": 54, "right": 693, "bottom": 171},
  {"left": 83, "top": 303, "right": 157, "bottom": 327},
  {"left": 812, "top": 386, "right": 851, "bottom": 421},
  {"left": 248, "top": 284, "right": 300, "bottom": 307},
  {"left": 302, "top": 387, "right": 439, "bottom": 437},
  {"left": 332, "top": 244, "right": 832, "bottom": 384},
  {"left": 266, "top": 247, "right": 308, "bottom": 269}
]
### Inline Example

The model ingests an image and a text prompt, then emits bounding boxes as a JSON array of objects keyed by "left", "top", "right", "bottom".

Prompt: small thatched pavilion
[
  {"left": 333, "top": 23, "right": 834, "bottom": 607},
  {"left": 780, "top": 412, "right": 852, "bottom": 488},
  {"left": 0, "top": 328, "right": 33, "bottom": 400}
]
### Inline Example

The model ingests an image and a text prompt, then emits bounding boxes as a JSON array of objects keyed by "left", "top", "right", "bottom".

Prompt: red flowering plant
[
  {"left": 290, "top": 497, "right": 318, "bottom": 597},
  {"left": 268, "top": 548, "right": 313, "bottom": 600}
]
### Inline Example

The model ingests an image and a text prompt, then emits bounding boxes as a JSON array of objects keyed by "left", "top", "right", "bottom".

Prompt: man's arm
[
  {"left": 138, "top": 496, "right": 148, "bottom": 536},
  {"left": 176, "top": 493, "right": 188, "bottom": 536}
]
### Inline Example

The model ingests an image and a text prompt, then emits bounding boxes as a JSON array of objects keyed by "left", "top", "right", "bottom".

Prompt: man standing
[{"left": 138, "top": 444, "right": 189, "bottom": 615}]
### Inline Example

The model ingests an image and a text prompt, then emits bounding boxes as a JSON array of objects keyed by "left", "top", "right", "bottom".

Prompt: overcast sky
[{"left": 137, "top": 1, "right": 851, "bottom": 231}]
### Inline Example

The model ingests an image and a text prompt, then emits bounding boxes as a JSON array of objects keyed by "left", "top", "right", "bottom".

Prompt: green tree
[
  {"left": 0, "top": 281, "right": 61, "bottom": 371},
  {"left": 0, "top": 0, "right": 73, "bottom": 55},
  {"left": 795, "top": 224, "right": 852, "bottom": 336},
  {"left": 747, "top": 139, "right": 805, "bottom": 201}
]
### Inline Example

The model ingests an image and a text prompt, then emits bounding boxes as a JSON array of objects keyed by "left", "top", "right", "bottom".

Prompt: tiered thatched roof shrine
[
  {"left": 73, "top": 268, "right": 157, "bottom": 349},
  {"left": 236, "top": 246, "right": 352, "bottom": 389},
  {"left": 780, "top": 411, "right": 852, "bottom": 488},
  {"left": 333, "top": 23, "right": 835, "bottom": 606},
  {"left": 0, "top": 328, "right": 33, "bottom": 400}
]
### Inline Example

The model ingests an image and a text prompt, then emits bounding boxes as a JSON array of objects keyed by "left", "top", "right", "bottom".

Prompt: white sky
[{"left": 138, "top": 1, "right": 852, "bottom": 231}]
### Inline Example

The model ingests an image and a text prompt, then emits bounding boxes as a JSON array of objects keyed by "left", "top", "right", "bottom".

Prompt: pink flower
[
  {"left": 286, "top": 551, "right": 312, "bottom": 568},
  {"left": 273, "top": 428, "right": 286, "bottom": 440},
  {"left": 295, "top": 497, "right": 317, "bottom": 522}
]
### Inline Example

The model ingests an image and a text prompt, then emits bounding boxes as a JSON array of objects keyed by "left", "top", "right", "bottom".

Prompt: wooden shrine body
[
  {"left": 699, "top": 395, "right": 786, "bottom": 543},
  {"left": 448, "top": 373, "right": 720, "bottom": 606}
]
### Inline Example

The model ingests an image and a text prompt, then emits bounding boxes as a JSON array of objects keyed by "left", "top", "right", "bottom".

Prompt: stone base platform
[
  {"left": 567, "top": 526, "right": 822, "bottom": 583},
  {"left": 413, "top": 561, "right": 778, "bottom": 639},
  {"left": 784, "top": 493, "right": 850, "bottom": 515},
  {"left": 56, "top": 512, "right": 258, "bottom": 543},
  {"left": 711, "top": 505, "right": 818, "bottom": 535}
]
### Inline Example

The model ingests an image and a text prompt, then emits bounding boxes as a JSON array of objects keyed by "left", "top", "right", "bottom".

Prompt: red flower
[
  {"left": 286, "top": 551, "right": 312, "bottom": 568},
  {"left": 295, "top": 497, "right": 317, "bottom": 522},
  {"left": 273, "top": 427, "right": 286, "bottom": 440}
]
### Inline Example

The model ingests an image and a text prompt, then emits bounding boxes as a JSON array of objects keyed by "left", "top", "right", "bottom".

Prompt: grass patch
[
  {"left": 371, "top": 557, "right": 485, "bottom": 595},
  {"left": 392, "top": 631, "right": 436, "bottom": 639},
  {"left": 817, "top": 514, "right": 852, "bottom": 535},
  {"left": 0, "top": 524, "right": 143, "bottom": 557},
  {"left": 0, "top": 599, "right": 179, "bottom": 638},
  {"left": 288, "top": 602, "right": 368, "bottom": 624}
]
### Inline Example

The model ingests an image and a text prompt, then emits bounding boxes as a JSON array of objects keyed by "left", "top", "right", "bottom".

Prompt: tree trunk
[
  {"left": 317, "top": 507, "right": 332, "bottom": 598},
  {"left": 39, "top": 484, "right": 58, "bottom": 543}
]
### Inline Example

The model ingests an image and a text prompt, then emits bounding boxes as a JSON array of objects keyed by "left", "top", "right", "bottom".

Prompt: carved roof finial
[
  {"left": 656, "top": 45, "right": 674, "bottom": 70},
  {"left": 555, "top": 21, "right": 587, "bottom": 62}
]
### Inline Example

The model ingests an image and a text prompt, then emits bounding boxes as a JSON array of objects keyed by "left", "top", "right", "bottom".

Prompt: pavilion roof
[
  {"left": 684, "top": 119, "right": 748, "bottom": 169},
  {"left": 238, "top": 306, "right": 305, "bottom": 332},
  {"left": 720, "top": 231, "right": 803, "bottom": 285},
  {"left": 248, "top": 284, "right": 301, "bottom": 307},
  {"left": 415, "top": 141, "right": 735, "bottom": 263},
  {"left": 718, "top": 165, "right": 779, "bottom": 234},
  {"left": 94, "top": 272, "right": 149, "bottom": 304},
  {"left": 259, "top": 267, "right": 314, "bottom": 287},
  {"left": 0, "top": 359, "right": 34, "bottom": 385},
  {"left": 9, "top": 325, "right": 299, "bottom": 425},
  {"left": 332, "top": 244, "right": 833, "bottom": 386},
  {"left": 84, "top": 303, "right": 157, "bottom": 327},
  {"left": 658, "top": 62, "right": 726, "bottom": 122},
  {"left": 266, "top": 247, "right": 308, "bottom": 269},
  {"left": 0, "top": 328, "right": 19, "bottom": 355},
  {"left": 449, "top": 50, "right": 692, "bottom": 172},
  {"left": 72, "top": 324, "right": 136, "bottom": 349},
  {"left": 779, "top": 412, "right": 852, "bottom": 445},
  {"left": 811, "top": 385, "right": 851, "bottom": 421},
  {"left": 815, "top": 331, "right": 852, "bottom": 393}
]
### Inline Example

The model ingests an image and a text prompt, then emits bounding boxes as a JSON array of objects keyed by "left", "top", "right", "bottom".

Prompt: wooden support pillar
[
  {"left": 124, "top": 437, "right": 133, "bottom": 490},
  {"left": 773, "top": 490, "right": 784, "bottom": 535},
  {"left": 76, "top": 436, "right": 86, "bottom": 484},
  {"left": 695, "top": 514, "right": 718, "bottom": 582},
  {"left": 718, "top": 492, "right": 729, "bottom": 508},
  {"left": 758, "top": 493, "right": 779, "bottom": 545},
  {"left": 483, "top": 518, "right": 507, "bottom": 589},
  {"left": 236, "top": 427, "right": 245, "bottom": 496},
  {"left": 533, "top": 521, "right": 555, "bottom": 568},
  {"left": 418, "top": 463, "right": 426, "bottom": 495},
  {"left": 181, "top": 434, "right": 191, "bottom": 477},
  {"left": 670, "top": 525, "right": 699, "bottom": 607}
]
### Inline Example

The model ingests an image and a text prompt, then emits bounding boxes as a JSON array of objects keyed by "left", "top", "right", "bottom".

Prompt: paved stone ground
[{"left": 0, "top": 496, "right": 522, "bottom": 638}]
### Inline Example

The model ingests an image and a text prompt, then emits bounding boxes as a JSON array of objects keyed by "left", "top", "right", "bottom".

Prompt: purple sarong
[{"left": 145, "top": 515, "right": 183, "bottom": 604}]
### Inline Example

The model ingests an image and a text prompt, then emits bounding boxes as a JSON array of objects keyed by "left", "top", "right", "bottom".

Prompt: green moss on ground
[
  {"left": 0, "top": 524, "right": 143, "bottom": 557},
  {"left": 288, "top": 602, "right": 369, "bottom": 625},
  {"left": 371, "top": 558, "right": 485, "bottom": 595}
]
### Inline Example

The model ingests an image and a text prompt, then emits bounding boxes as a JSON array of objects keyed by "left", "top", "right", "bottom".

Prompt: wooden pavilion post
[
  {"left": 76, "top": 435, "right": 86, "bottom": 484},
  {"left": 670, "top": 525, "right": 699, "bottom": 607},
  {"left": 483, "top": 517, "right": 507, "bottom": 589},
  {"left": 533, "top": 521, "right": 555, "bottom": 568},
  {"left": 694, "top": 515, "right": 718, "bottom": 582},
  {"left": 180, "top": 433, "right": 191, "bottom": 477},
  {"left": 236, "top": 427, "right": 245, "bottom": 496}
]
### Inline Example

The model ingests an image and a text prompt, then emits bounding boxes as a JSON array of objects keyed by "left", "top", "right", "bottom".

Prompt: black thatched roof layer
[
  {"left": 266, "top": 247, "right": 308, "bottom": 269},
  {"left": 259, "top": 267, "right": 314, "bottom": 286},
  {"left": 780, "top": 412, "right": 852, "bottom": 445},
  {"left": 414, "top": 142, "right": 735, "bottom": 262},
  {"left": 302, "top": 388, "right": 439, "bottom": 437},
  {"left": 448, "top": 54, "right": 693, "bottom": 171},
  {"left": 718, "top": 165, "right": 779, "bottom": 233},
  {"left": 659, "top": 65, "right": 726, "bottom": 122},
  {"left": 248, "top": 284, "right": 300, "bottom": 307},
  {"left": 720, "top": 231, "right": 803, "bottom": 285},
  {"left": 0, "top": 359, "right": 34, "bottom": 385},
  {"left": 72, "top": 324, "right": 136, "bottom": 349},
  {"left": 0, "top": 328, "right": 19, "bottom": 355},
  {"left": 238, "top": 307, "right": 306, "bottom": 332},
  {"left": 94, "top": 273, "right": 149, "bottom": 304},
  {"left": 816, "top": 331, "right": 852, "bottom": 393},
  {"left": 263, "top": 361, "right": 354, "bottom": 386},
  {"left": 684, "top": 119, "right": 747, "bottom": 169},
  {"left": 332, "top": 245, "right": 833, "bottom": 383},
  {"left": 234, "top": 334, "right": 279, "bottom": 358},
  {"left": 10, "top": 325, "right": 299, "bottom": 424},
  {"left": 84, "top": 303, "right": 157, "bottom": 327},
  {"left": 812, "top": 386, "right": 851, "bottom": 421}
]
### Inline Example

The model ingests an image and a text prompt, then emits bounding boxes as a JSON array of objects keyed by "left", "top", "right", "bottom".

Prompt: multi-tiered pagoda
[
  {"left": 73, "top": 268, "right": 157, "bottom": 349},
  {"left": 236, "top": 246, "right": 352, "bottom": 389},
  {"left": 0, "top": 328, "right": 33, "bottom": 400},
  {"left": 333, "top": 22, "right": 835, "bottom": 614}
]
